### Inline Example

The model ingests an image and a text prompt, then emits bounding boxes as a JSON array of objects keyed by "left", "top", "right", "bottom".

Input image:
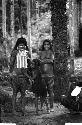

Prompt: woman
[
  {"left": 38, "top": 39, "right": 54, "bottom": 112},
  {"left": 9, "top": 37, "right": 31, "bottom": 115}
]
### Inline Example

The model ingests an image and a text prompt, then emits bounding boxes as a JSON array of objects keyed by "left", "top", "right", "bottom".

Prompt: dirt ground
[
  {"left": 1, "top": 86, "right": 82, "bottom": 125},
  {"left": 1, "top": 103, "right": 70, "bottom": 125}
]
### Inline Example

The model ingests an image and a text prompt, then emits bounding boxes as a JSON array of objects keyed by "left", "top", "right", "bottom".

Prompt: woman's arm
[
  {"left": 9, "top": 50, "right": 17, "bottom": 73},
  {"left": 40, "top": 52, "right": 54, "bottom": 63},
  {"left": 40, "top": 59, "right": 53, "bottom": 63}
]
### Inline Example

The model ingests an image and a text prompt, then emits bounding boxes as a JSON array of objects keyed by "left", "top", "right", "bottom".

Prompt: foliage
[
  {"left": 0, "top": 0, "right": 51, "bottom": 59},
  {"left": 0, "top": 0, "right": 52, "bottom": 57},
  {"left": 51, "top": 0, "right": 68, "bottom": 70},
  {"left": 51, "top": 0, "right": 69, "bottom": 98}
]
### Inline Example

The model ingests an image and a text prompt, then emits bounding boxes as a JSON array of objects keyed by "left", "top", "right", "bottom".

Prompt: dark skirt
[
  {"left": 32, "top": 78, "right": 47, "bottom": 97},
  {"left": 0, "top": 104, "right": 1, "bottom": 123},
  {"left": 11, "top": 75, "right": 30, "bottom": 95}
]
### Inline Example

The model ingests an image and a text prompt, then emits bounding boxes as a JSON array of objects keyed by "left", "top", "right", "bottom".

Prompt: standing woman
[
  {"left": 9, "top": 37, "right": 31, "bottom": 115},
  {"left": 38, "top": 39, "right": 54, "bottom": 112},
  {"left": 0, "top": 100, "right": 2, "bottom": 122}
]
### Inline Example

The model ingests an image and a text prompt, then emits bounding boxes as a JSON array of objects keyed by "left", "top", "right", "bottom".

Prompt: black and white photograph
[{"left": 0, "top": 0, "right": 82, "bottom": 125}]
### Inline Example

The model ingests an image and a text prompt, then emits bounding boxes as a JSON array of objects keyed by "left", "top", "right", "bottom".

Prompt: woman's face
[
  {"left": 18, "top": 44, "right": 26, "bottom": 51},
  {"left": 44, "top": 41, "right": 50, "bottom": 50}
]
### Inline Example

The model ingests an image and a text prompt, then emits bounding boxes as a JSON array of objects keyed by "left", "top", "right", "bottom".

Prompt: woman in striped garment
[{"left": 9, "top": 37, "right": 32, "bottom": 116}]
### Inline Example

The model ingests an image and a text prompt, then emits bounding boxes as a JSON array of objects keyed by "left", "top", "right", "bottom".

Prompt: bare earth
[
  {"left": 1, "top": 86, "right": 82, "bottom": 125},
  {"left": 2, "top": 103, "right": 70, "bottom": 125}
]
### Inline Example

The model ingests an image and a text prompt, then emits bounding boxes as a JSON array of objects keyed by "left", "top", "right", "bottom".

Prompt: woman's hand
[
  {"left": 21, "top": 67, "right": 25, "bottom": 73},
  {"left": 40, "top": 59, "right": 53, "bottom": 63},
  {"left": 9, "top": 71, "right": 16, "bottom": 77}
]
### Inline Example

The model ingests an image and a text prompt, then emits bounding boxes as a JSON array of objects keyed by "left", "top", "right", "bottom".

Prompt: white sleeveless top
[{"left": 17, "top": 50, "right": 28, "bottom": 68}]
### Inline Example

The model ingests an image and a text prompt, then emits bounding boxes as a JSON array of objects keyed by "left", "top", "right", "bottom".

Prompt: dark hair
[
  {"left": 40, "top": 39, "right": 52, "bottom": 51},
  {"left": 13, "top": 37, "right": 29, "bottom": 51},
  {"left": 32, "top": 59, "right": 40, "bottom": 69}
]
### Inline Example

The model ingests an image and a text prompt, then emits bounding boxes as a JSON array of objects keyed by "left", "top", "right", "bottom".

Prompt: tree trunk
[
  {"left": 10, "top": 0, "right": 15, "bottom": 49},
  {"left": 2, "top": 0, "right": 6, "bottom": 38},
  {"left": 36, "top": 1, "right": 40, "bottom": 50},
  {"left": 51, "top": 0, "right": 68, "bottom": 101},
  {"left": 27, "top": 0, "right": 32, "bottom": 59}
]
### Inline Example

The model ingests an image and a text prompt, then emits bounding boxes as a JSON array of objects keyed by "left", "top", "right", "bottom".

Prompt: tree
[
  {"left": 1, "top": 0, "right": 51, "bottom": 59},
  {"left": 51, "top": 0, "right": 68, "bottom": 100}
]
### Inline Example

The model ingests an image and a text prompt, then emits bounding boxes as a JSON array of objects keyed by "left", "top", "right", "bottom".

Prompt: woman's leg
[
  {"left": 21, "top": 93, "right": 25, "bottom": 115},
  {"left": 0, "top": 104, "right": 2, "bottom": 123},
  {"left": 20, "top": 78, "right": 27, "bottom": 115},
  {"left": 40, "top": 96, "right": 44, "bottom": 109},
  {"left": 47, "top": 78, "right": 54, "bottom": 110},
  {"left": 35, "top": 95, "right": 38, "bottom": 114},
  {"left": 12, "top": 77, "right": 18, "bottom": 114},
  {"left": 12, "top": 91, "right": 17, "bottom": 114}
]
